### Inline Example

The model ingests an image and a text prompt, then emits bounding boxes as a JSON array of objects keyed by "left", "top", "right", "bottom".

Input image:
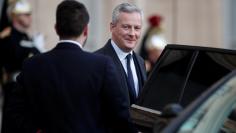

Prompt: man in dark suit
[
  {"left": 3, "top": 1, "right": 136, "bottom": 133},
  {"left": 95, "top": 3, "right": 147, "bottom": 105}
]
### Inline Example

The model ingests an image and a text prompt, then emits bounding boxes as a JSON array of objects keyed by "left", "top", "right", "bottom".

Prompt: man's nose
[{"left": 128, "top": 28, "right": 135, "bottom": 36}]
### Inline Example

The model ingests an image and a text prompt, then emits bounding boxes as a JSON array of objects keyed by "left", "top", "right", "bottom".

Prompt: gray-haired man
[{"left": 95, "top": 3, "right": 147, "bottom": 105}]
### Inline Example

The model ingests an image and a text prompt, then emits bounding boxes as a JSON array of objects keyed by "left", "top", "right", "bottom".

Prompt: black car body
[{"left": 131, "top": 44, "right": 236, "bottom": 132}]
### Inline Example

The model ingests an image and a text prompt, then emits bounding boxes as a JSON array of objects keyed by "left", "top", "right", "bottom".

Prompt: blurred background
[{"left": 2, "top": 0, "right": 236, "bottom": 52}]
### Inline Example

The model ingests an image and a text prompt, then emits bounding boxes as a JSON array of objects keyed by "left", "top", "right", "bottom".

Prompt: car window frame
[{"left": 162, "top": 70, "right": 236, "bottom": 133}]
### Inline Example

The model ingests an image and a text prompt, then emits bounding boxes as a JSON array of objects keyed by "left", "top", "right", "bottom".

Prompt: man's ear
[
  {"left": 110, "top": 22, "right": 115, "bottom": 32},
  {"left": 83, "top": 24, "right": 88, "bottom": 37},
  {"left": 54, "top": 23, "right": 58, "bottom": 35}
]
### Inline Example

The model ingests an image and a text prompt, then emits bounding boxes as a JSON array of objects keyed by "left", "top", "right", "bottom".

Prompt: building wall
[{"left": 28, "top": 0, "right": 223, "bottom": 52}]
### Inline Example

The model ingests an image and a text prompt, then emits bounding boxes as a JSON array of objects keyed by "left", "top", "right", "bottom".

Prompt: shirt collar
[
  {"left": 58, "top": 40, "right": 82, "bottom": 49},
  {"left": 111, "top": 39, "right": 133, "bottom": 60}
]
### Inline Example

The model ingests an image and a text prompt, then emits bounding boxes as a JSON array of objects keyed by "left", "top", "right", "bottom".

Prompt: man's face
[
  {"left": 111, "top": 12, "right": 142, "bottom": 52},
  {"left": 16, "top": 13, "right": 32, "bottom": 29}
]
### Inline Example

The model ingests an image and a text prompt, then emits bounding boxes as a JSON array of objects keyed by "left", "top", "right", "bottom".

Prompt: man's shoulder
[
  {"left": 94, "top": 46, "right": 106, "bottom": 55},
  {"left": 87, "top": 51, "right": 111, "bottom": 62},
  {"left": 82, "top": 52, "right": 116, "bottom": 73},
  {"left": 94, "top": 39, "right": 112, "bottom": 54}
]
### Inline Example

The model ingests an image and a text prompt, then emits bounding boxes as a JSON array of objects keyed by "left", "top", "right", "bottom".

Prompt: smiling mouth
[{"left": 126, "top": 39, "right": 136, "bottom": 42}]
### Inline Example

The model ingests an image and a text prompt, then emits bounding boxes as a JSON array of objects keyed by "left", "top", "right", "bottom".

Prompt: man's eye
[
  {"left": 135, "top": 27, "right": 141, "bottom": 30},
  {"left": 123, "top": 26, "right": 128, "bottom": 29}
]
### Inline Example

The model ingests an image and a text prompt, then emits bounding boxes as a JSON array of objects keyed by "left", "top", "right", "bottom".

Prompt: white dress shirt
[
  {"left": 59, "top": 40, "right": 83, "bottom": 49},
  {"left": 111, "top": 40, "right": 139, "bottom": 96}
]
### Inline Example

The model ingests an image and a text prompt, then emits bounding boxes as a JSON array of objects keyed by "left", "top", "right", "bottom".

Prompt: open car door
[{"left": 131, "top": 44, "right": 236, "bottom": 132}]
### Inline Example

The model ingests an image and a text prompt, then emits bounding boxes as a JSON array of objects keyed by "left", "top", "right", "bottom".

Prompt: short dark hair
[{"left": 56, "top": 0, "right": 89, "bottom": 38}]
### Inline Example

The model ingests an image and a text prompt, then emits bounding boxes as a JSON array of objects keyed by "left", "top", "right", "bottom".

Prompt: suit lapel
[
  {"left": 133, "top": 53, "right": 146, "bottom": 94},
  {"left": 102, "top": 40, "right": 131, "bottom": 99},
  {"left": 133, "top": 52, "right": 147, "bottom": 83},
  {"left": 103, "top": 41, "right": 127, "bottom": 79}
]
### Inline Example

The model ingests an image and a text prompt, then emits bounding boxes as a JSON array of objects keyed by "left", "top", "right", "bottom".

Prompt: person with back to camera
[
  {"left": 3, "top": 0, "right": 137, "bottom": 133},
  {"left": 95, "top": 3, "right": 147, "bottom": 105}
]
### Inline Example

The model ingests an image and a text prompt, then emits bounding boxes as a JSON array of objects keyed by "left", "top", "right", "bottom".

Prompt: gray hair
[{"left": 112, "top": 3, "right": 143, "bottom": 24}]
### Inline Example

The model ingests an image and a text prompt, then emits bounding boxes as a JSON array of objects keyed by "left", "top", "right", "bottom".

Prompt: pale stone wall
[{"left": 28, "top": 0, "right": 224, "bottom": 52}]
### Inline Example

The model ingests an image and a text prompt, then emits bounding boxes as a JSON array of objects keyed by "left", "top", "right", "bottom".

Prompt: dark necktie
[{"left": 126, "top": 54, "right": 136, "bottom": 99}]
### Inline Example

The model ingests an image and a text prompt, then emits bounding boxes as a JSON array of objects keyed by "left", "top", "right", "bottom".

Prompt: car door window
[
  {"left": 138, "top": 49, "right": 195, "bottom": 111},
  {"left": 182, "top": 52, "right": 233, "bottom": 107},
  {"left": 177, "top": 76, "right": 236, "bottom": 133}
]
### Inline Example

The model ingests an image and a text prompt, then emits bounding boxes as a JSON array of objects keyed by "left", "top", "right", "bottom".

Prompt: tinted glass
[
  {"left": 138, "top": 45, "right": 236, "bottom": 112},
  {"left": 138, "top": 49, "right": 195, "bottom": 111},
  {"left": 181, "top": 52, "right": 233, "bottom": 107}
]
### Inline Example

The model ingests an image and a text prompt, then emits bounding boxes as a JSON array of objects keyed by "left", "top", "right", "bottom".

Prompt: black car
[{"left": 131, "top": 44, "right": 236, "bottom": 132}]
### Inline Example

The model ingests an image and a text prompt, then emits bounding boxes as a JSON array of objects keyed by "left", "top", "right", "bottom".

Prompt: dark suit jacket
[
  {"left": 4, "top": 42, "right": 135, "bottom": 133},
  {"left": 95, "top": 40, "right": 147, "bottom": 105}
]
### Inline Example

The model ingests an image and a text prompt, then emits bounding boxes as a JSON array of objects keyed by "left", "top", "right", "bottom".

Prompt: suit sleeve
[{"left": 102, "top": 58, "right": 137, "bottom": 133}]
